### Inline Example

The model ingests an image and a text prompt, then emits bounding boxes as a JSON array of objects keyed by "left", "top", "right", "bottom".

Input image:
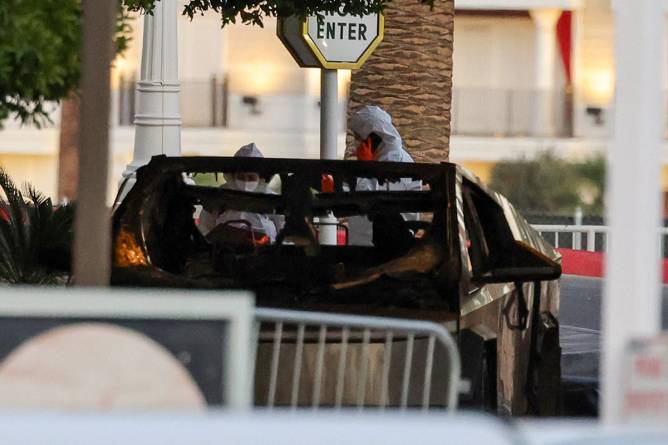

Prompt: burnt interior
[
  {"left": 112, "top": 156, "right": 560, "bottom": 312},
  {"left": 462, "top": 178, "right": 562, "bottom": 283},
  {"left": 112, "top": 157, "right": 461, "bottom": 311}
]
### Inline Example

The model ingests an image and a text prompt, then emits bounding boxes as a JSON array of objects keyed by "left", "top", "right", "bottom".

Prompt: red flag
[{"left": 556, "top": 11, "right": 572, "bottom": 84}]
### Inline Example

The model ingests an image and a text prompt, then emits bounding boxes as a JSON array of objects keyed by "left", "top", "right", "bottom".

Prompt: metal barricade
[
  {"left": 532, "top": 224, "right": 608, "bottom": 252},
  {"left": 532, "top": 224, "right": 668, "bottom": 256},
  {"left": 253, "top": 308, "right": 460, "bottom": 412}
]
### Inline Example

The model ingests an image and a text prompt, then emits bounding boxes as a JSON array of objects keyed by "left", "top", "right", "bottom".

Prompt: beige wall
[
  {"left": 574, "top": 0, "right": 614, "bottom": 107},
  {"left": 114, "top": 10, "right": 307, "bottom": 96},
  {"left": 0, "top": 153, "right": 136, "bottom": 205},
  {"left": 179, "top": 12, "right": 226, "bottom": 81},
  {"left": 226, "top": 18, "right": 307, "bottom": 95},
  {"left": 572, "top": 0, "right": 614, "bottom": 137},
  {"left": 453, "top": 14, "right": 535, "bottom": 90},
  {"left": 0, "top": 155, "right": 58, "bottom": 199}
]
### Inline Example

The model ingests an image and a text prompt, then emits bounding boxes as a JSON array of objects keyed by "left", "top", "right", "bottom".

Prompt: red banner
[{"left": 556, "top": 11, "right": 572, "bottom": 84}]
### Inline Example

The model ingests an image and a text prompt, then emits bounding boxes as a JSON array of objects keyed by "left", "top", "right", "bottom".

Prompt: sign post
[
  {"left": 320, "top": 69, "right": 338, "bottom": 161},
  {"left": 278, "top": 11, "right": 384, "bottom": 244},
  {"left": 319, "top": 68, "right": 339, "bottom": 244}
]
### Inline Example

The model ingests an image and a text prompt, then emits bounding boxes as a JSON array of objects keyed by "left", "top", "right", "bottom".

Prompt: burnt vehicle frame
[{"left": 112, "top": 155, "right": 562, "bottom": 415}]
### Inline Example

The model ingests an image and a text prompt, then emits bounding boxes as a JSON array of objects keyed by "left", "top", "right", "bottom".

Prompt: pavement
[
  {"left": 559, "top": 275, "right": 668, "bottom": 331},
  {"left": 558, "top": 275, "right": 668, "bottom": 416}
]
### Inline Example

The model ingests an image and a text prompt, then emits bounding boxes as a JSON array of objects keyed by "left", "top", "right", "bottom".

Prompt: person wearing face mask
[{"left": 198, "top": 143, "right": 281, "bottom": 243}]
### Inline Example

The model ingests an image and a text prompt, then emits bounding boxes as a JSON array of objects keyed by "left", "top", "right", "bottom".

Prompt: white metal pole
[
  {"left": 121, "top": 0, "right": 181, "bottom": 186},
  {"left": 603, "top": 0, "right": 664, "bottom": 423},
  {"left": 319, "top": 69, "right": 338, "bottom": 245},
  {"left": 320, "top": 69, "right": 338, "bottom": 160},
  {"left": 574, "top": 206, "right": 583, "bottom": 249}
]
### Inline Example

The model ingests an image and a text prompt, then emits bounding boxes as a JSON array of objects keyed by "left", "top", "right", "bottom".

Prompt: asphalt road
[
  {"left": 558, "top": 274, "right": 668, "bottom": 415},
  {"left": 557, "top": 275, "right": 663, "bottom": 415},
  {"left": 559, "top": 275, "right": 668, "bottom": 331}
]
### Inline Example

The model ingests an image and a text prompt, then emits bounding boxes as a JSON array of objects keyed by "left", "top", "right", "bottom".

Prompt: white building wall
[
  {"left": 226, "top": 18, "right": 306, "bottom": 96},
  {"left": 179, "top": 13, "right": 226, "bottom": 81},
  {"left": 10, "top": 0, "right": 668, "bottom": 201},
  {"left": 453, "top": 14, "right": 539, "bottom": 136},
  {"left": 178, "top": 12, "right": 226, "bottom": 127},
  {"left": 572, "top": 0, "right": 614, "bottom": 138},
  {"left": 454, "top": 15, "right": 535, "bottom": 89}
]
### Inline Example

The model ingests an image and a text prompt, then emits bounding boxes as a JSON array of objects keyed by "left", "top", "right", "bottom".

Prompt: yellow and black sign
[{"left": 278, "top": 12, "right": 384, "bottom": 70}]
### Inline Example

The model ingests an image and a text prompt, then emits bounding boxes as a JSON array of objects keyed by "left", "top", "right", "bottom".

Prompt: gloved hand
[
  {"left": 321, "top": 174, "right": 335, "bottom": 193},
  {"left": 356, "top": 137, "right": 374, "bottom": 161}
]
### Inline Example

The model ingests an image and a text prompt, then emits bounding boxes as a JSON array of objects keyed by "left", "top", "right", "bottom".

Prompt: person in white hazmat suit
[
  {"left": 349, "top": 105, "right": 422, "bottom": 192},
  {"left": 198, "top": 143, "right": 281, "bottom": 243},
  {"left": 347, "top": 106, "right": 422, "bottom": 248}
]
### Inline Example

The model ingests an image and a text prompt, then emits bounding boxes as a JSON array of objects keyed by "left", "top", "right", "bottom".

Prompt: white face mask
[{"left": 236, "top": 178, "right": 259, "bottom": 192}]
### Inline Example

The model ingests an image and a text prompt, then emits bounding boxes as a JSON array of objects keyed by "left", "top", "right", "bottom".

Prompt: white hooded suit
[
  {"left": 199, "top": 143, "right": 280, "bottom": 241},
  {"left": 349, "top": 106, "right": 422, "bottom": 192}
]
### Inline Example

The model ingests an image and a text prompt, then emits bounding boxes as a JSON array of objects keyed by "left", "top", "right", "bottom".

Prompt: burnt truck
[{"left": 111, "top": 155, "right": 562, "bottom": 415}]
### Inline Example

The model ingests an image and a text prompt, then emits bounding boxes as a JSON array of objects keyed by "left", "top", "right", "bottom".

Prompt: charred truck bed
[{"left": 112, "top": 156, "right": 462, "bottom": 317}]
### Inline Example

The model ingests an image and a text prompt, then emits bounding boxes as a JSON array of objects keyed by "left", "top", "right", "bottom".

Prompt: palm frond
[
  {"left": 0, "top": 167, "right": 28, "bottom": 281},
  {"left": 0, "top": 168, "right": 75, "bottom": 284},
  {"left": 0, "top": 219, "right": 20, "bottom": 283}
]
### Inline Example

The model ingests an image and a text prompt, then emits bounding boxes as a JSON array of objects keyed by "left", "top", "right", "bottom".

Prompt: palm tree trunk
[
  {"left": 57, "top": 92, "right": 81, "bottom": 202},
  {"left": 347, "top": 0, "right": 454, "bottom": 163}
]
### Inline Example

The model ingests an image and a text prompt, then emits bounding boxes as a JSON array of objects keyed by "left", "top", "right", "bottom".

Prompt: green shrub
[{"left": 489, "top": 152, "right": 605, "bottom": 217}]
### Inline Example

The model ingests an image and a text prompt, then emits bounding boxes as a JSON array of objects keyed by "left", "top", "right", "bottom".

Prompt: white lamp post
[{"left": 122, "top": 0, "right": 181, "bottom": 184}]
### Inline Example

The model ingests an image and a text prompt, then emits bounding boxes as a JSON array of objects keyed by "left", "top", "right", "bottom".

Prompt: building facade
[{"left": 0, "top": 0, "right": 666, "bottom": 202}]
